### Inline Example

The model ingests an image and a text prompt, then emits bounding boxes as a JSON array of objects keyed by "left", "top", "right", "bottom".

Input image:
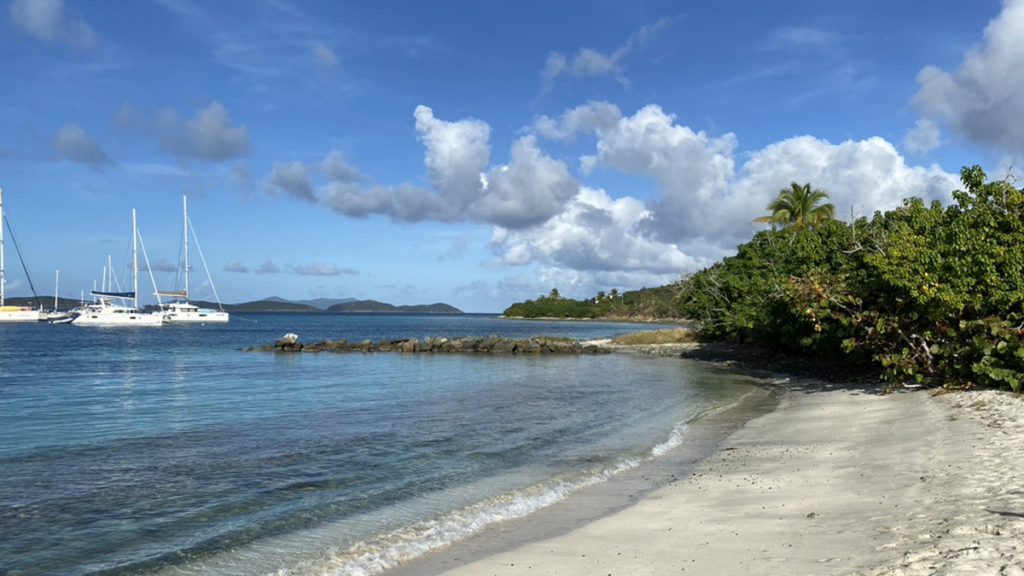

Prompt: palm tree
[{"left": 753, "top": 182, "right": 835, "bottom": 230}]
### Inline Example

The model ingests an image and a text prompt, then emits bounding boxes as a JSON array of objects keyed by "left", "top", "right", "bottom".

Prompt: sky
[{"left": 0, "top": 0, "right": 1020, "bottom": 312}]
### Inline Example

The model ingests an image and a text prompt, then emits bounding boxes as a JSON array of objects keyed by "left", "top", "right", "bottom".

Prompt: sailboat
[
  {"left": 0, "top": 186, "right": 46, "bottom": 323},
  {"left": 159, "top": 196, "right": 229, "bottom": 324},
  {"left": 71, "top": 209, "right": 165, "bottom": 327}
]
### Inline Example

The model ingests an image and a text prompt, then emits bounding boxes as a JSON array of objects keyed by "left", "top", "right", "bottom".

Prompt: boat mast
[
  {"left": 132, "top": 209, "right": 139, "bottom": 311},
  {"left": 54, "top": 269, "right": 59, "bottom": 310},
  {"left": 183, "top": 195, "right": 189, "bottom": 300},
  {"left": 0, "top": 186, "right": 5, "bottom": 307}
]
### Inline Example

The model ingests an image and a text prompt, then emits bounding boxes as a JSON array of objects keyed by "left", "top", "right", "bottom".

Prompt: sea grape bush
[{"left": 679, "top": 165, "right": 1024, "bottom": 391}]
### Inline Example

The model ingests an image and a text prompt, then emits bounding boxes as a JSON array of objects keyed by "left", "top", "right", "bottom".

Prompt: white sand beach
[{"left": 408, "top": 381, "right": 1024, "bottom": 576}]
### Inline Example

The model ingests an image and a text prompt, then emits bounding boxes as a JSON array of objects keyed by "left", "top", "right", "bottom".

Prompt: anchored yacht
[
  {"left": 159, "top": 196, "right": 229, "bottom": 324},
  {"left": 72, "top": 209, "right": 165, "bottom": 327}
]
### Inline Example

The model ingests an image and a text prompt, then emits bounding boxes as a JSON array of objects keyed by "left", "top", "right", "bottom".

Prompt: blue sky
[{"left": 0, "top": 0, "right": 1018, "bottom": 311}]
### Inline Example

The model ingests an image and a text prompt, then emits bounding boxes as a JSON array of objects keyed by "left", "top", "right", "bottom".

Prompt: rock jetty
[{"left": 249, "top": 334, "right": 612, "bottom": 355}]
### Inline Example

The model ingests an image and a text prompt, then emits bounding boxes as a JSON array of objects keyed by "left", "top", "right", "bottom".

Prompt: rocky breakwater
[{"left": 249, "top": 334, "right": 612, "bottom": 355}]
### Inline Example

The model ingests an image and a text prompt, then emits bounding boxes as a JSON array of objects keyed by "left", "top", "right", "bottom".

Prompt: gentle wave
[{"left": 278, "top": 420, "right": 698, "bottom": 576}]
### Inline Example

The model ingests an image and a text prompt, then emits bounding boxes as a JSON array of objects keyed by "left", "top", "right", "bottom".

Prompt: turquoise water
[{"left": 0, "top": 314, "right": 752, "bottom": 575}]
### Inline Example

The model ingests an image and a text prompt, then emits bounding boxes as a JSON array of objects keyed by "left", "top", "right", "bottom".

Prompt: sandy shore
[{"left": 398, "top": 380, "right": 1024, "bottom": 575}]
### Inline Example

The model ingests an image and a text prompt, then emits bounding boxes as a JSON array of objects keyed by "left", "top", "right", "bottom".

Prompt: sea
[{"left": 0, "top": 313, "right": 766, "bottom": 576}]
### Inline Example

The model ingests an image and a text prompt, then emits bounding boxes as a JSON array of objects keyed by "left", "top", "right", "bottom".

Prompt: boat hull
[
  {"left": 164, "top": 311, "right": 230, "bottom": 324},
  {"left": 71, "top": 307, "right": 165, "bottom": 327},
  {"left": 0, "top": 307, "right": 46, "bottom": 323}
]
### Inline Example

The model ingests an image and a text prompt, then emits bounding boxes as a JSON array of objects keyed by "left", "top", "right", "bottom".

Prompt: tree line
[{"left": 680, "top": 167, "right": 1024, "bottom": 391}]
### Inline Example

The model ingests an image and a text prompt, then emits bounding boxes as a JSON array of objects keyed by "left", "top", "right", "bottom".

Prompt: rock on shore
[{"left": 250, "top": 334, "right": 612, "bottom": 355}]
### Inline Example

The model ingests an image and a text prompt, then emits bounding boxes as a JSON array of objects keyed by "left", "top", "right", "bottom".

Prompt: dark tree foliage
[
  {"left": 503, "top": 286, "right": 682, "bottom": 320},
  {"left": 680, "top": 166, "right": 1024, "bottom": 391}
]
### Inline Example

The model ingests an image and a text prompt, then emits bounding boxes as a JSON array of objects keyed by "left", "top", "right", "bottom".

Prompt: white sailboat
[
  {"left": 71, "top": 209, "right": 165, "bottom": 327},
  {"left": 45, "top": 269, "right": 75, "bottom": 322},
  {"left": 159, "top": 196, "right": 229, "bottom": 324},
  {"left": 0, "top": 186, "right": 46, "bottom": 323}
]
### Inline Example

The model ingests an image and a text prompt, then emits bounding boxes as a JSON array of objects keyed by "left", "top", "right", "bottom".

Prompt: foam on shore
[{"left": 427, "top": 384, "right": 1024, "bottom": 576}]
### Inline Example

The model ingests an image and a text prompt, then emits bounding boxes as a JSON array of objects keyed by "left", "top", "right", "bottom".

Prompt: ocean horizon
[{"left": 1, "top": 313, "right": 759, "bottom": 575}]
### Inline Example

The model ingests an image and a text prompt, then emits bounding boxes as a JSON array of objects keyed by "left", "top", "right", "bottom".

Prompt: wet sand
[{"left": 393, "top": 377, "right": 1024, "bottom": 575}]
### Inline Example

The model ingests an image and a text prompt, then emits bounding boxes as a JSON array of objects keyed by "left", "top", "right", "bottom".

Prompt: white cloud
[
  {"left": 51, "top": 124, "right": 112, "bottom": 168},
  {"left": 533, "top": 101, "right": 622, "bottom": 141},
  {"left": 321, "top": 150, "right": 361, "bottom": 183},
  {"left": 312, "top": 41, "right": 339, "bottom": 72},
  {"left": 9, "top": 0, "right": 97, "bottom": 49},
  {"left": 492, "top": 186, "right": 698, "bottom": 275},
  {"left": 116, "top": 101, "right": 250, "bottom": 162},
  {"left": 517, "top": 103, "right": 961, "bottom": 278},
  {"left": 266, "top": 161, "right": 314, "bottom": 201},
  {"left": 223, "top": 259, "right": 248, "bottom": 273},
  {"left": 541, "top": 19, "right": 672, "bottom": 88},
  {"left": 732, "top": 136, "right": 958, "bottom": 231},
  {"left": 472, "top": 135, "right": 579, "bottom": 228},
  {"left": 291, "top": 262, "right": 357, "bottom": 276},
  {"left": 904, "top": 118, "right": 942, "bottom": 154},
  {"left": 320, "top": 106, "right": 577, "bottom": 227},
  {"left": 912, "top": 0, "right": 1024, "bottom": 153},
  {"left": 255, "top": 259, "right": 281, "bottom": 274},
  {"left": 414, "top": 104, "right": 491, "bottom": 214}
]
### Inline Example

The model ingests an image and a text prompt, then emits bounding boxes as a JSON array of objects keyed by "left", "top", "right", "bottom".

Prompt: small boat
[
  {"left": 0, "top": 186, "right": 46, "bottom": 323},
  {"left": 159, "top": 196, "right": 229, "bottom": 324},
  {"left": 72, "top": 209, "right": 166, "bottom": 327},
  {"left": 44, "top": 270, "right": 76, "bottom": 322}
]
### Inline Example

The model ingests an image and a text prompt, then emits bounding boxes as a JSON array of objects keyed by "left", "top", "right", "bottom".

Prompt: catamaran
[
  {"left": 158, "top": 196, "right": 229, "bottom": 324},
  {"left": 0, "top": 186, "right": 46, "bottom": 323},
  {"left": 71, "top": 209, "right": 165, "bottom": 327}
]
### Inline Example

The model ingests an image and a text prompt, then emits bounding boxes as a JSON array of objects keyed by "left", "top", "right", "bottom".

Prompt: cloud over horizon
[
  {"left": 51, "top": 124, "right": 112, "bottom": 169},
  {"left": 913, "top": 0, "right": 1024, "bottom": 155},
  {"left": 259, "top": 99, "right": 963, "bottom": 295},
  {"left": 116, "top": 101, "right": 251, "bottom": 162}
]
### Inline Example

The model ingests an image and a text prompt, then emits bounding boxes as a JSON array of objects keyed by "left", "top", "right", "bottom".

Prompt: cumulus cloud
[
  {"left": 312, "top": 42, "right": 339, "bottom": 71},
  {"left": 116, "top": 101, "right": 250, "bottom": 162},
  {"left": 319, "top": 105, "right": 577, "bottom": 228},
  {"left": 904, "top": 119, "right": 942, "bottom": 154},
  {"left": 473, "top": 135, "right": 578, "bottom": 228},
  {"left": 414, "top": 104, "right": 491, "bottom": 215},
  {"left": 266, "top": 161, "right": 314, "bottom": 201},
  {"left": 51, "top": 124, "right": 112, "bottom": 169},
  {"left": 9, "top": 0, "right": 97, "bottom": 49},
  {"left": 291, "top": 262, "right": 358, "bottom": 276},
  {"left": 543, "top": 103, "right": 958, "bottom": 249},
  {"left": 912, "top": 0, "right": 1024, "bottom": 153},
  {"left": 255, "top": 259, "right": 281, "bottom": 274},
  {"left": 321, "top": 150, "right": 362, "bottom": 183},
  {"left": 503, "top": 102, "right": 961, "bottom": 279},
  {"left": 533, "top": 101, "right": 622, "bottom": 141},
  {"left": 492, "top": 187, "right": 698, "bottom": 275},
  {"left": 542, "top": 18, "right": 672, "bottom": 88},
  {"left": 730, "top": 136, "right": 958, "bottom": 233},
  {"left": 223, "top": 259, "right": 248, "bottom": 273}
]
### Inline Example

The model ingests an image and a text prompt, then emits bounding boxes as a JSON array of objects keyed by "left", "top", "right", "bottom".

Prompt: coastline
[{"left": 386, "top": 351, "right": 1024, "bottom": 575}]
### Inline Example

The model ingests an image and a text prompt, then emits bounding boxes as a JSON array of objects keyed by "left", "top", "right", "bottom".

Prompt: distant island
[
  {"left": 203, "top": 297, "right": 464, "bottom": 314},
  {"left": 5, "top": 296, "right": 463, "bottom": 315},
  {"left": 502, "top": 285, "right": 682, "bottom": 321}
]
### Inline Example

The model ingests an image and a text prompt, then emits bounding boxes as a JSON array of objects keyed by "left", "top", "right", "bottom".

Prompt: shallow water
[{"left": 0, "top": 314, "right": 752, "bottom": 575}]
